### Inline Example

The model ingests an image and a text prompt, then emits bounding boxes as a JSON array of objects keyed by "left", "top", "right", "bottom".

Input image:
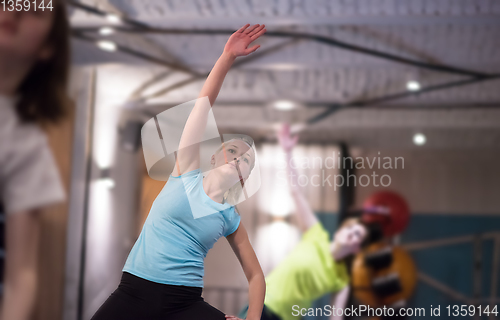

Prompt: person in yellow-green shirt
[{"left": 232, "top": 124, "right": 369, "bottom": 320}]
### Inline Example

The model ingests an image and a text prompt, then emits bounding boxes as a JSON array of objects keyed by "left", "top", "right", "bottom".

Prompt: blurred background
[{"left": 3, "top": 0, "right": 500, "bottom": 319}]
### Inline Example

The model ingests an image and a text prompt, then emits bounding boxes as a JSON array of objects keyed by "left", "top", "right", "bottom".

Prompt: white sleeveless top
[{"left": 0, "top": 94, "right": 65, "bottom": 214}]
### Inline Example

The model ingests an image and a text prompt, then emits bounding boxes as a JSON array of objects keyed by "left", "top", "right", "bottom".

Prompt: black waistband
[{"left": 121, "top": 272, "right": 203, "bottom": 298}]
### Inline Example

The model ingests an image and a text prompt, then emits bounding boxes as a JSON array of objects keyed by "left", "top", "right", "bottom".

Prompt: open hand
[
  {"left": 277, "top": 123, "right": 299, "bottom": 152},
  {"left": 224, "top": 24, "right": 266, "bottom": 58}
]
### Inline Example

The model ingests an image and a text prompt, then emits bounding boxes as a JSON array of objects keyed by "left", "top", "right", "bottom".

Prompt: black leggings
[{"left": 91, "top": 272, "right": 226, "bottom": 320}]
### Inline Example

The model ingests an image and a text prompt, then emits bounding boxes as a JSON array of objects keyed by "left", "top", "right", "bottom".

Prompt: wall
[{"left": 354, "top": 148, "right": 500, "bottom": 319}]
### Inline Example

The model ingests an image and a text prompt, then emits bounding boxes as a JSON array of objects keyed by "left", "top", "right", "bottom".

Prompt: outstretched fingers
[
  {"left": 237, "top": 23, "right": 266, "bottom": 38},
  {"left": 245, "top": 44, "right": 260, "bottom": 55},
  {"left": 248, "top": 24, "right": 265, "bottom": 37},
  {"left": 250, "top": 25, "right": 266, "bottom": 39},
  {"left": 236, "top": 23, "right": 251, "bottom": 33},
  {"left": 244, "top": 24, "right": 261, "bottom": 34}
]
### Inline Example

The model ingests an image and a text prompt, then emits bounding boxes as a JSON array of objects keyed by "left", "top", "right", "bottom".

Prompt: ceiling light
[
  {"left": 97, "top": 40, "right": 117, "bottom": 52},
  {"left": 101, "top": 177, "right": 115, "bottom": 189},
  {"left": 99, "top": 27, "right": 115, "bottom": 36},
  {"left": 406, "top": 81, "right": 421, "bottom": 91},
  {"left": 99, "top": 168, "right": 115, "bottom": 188},
  {"left": 413, "top": 133, "right": 426, "bottom": 146},
  {"left": 106, "top": 13, "right": 122, "bottom": 24},
  {"left": 274, "top": 100, "right": 295, "bottom": 110}
]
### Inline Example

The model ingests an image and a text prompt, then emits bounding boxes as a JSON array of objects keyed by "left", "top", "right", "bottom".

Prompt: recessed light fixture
[
  {"left": 274, "top": 100, "right": 295, "bottom": 110},
  {"left": 106, "top": 13, "right": 122, "bottom": 24},
  {"left": 97, "top": 40, "right": 117, "bottom": 52},
  {"left": 99, "top": 27, "right": 115, "bottom": 36},
  {"left": 99, "top": 168, "right": 115, "bottom": 188},
  {"left": 406, "top": 81, "right": 421, "bottom": 91},
  {"left": 413, "top": 133, "right": 426, "bottom": 146},
  {"left": 101, "top": 177, "right": 115, "bottom": 188}
]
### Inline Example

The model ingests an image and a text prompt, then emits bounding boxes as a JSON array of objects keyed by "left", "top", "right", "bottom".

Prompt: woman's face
[
  {"left": 0, "top": 4, "right": 55, "bottom": 61},
  {"left": 211, "top": 140, "right": 255, "bottom": 182},
  {"left": 332, "top": 222, "right": 367, "bottom": 259}
]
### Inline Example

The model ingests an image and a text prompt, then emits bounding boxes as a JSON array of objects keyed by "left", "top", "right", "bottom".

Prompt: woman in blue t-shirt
[{"left": 91, "top": 24, "right": 267, "bottom": 320}]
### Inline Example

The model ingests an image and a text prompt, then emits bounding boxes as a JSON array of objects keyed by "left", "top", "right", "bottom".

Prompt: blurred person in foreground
[
  {"left": 236, "top": 124, "right": 369, "bottom": 320},
  {"left": 0, "top": 1, "right": 70, "bottom": 319}
]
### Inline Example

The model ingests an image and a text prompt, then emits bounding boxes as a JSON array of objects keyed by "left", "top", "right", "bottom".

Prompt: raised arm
[
  {"left": 277, "top": 123, "right": 319, "bottom": 233},
  {"left": 226, "top": 223, "right": 265, "bottom": 320},
  {"left": 329, "top": 286, "right": 350, "bottom": 320},
  {"left": 172, "top": 24, "right": 266, "bottom": 176},
  {"left": 1, "top": 210, "right": 41, "bottom": 320}
]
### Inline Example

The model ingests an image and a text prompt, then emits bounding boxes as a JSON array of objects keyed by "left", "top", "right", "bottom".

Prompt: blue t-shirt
[{"left": 123, "top": 168, "right": 241, "bottom": 287}]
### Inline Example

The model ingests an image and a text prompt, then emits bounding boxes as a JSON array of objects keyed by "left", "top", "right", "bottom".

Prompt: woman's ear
[{"left": 210, "top": 154, "right": 216, "bottom": 167}]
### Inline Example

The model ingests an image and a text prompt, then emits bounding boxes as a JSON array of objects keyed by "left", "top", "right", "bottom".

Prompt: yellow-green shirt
[{"left": 264, "top": 222, "right": 349, "bottom": 320}]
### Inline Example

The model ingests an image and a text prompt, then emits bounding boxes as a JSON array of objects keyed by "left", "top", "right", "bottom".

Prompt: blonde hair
[
  {"left": 337, "top": 217, "right": 369, "bottom": 244},
  {"left": 339, "top": 217, "right": 361, "bottom": 230},
  {"left": 213, "top": 137, "right": 256, "bottom": 205}
]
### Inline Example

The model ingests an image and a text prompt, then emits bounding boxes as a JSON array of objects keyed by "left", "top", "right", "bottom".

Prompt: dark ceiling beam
[
  {"left": 71, "top": 15, "right": 500, "bottom": 26},
  {"left": 72, "top": 31, "right": 202, "bottom": 75},
  {"left": 71, "top": 31, "right": 300, "bottom": 101},
  {"left": 141, "top": 38, "right": 302, "bottom": 100},
  {"left": 68, "top": 0, "right": 150, "bottom": 30},
  {"left": 69, "top": 2, "right": 494, "bottom": 79},
  {"left": 307, "top": 74, "right": 500, "bottom": 124},
  {"left": 72, "top": 24, "right": 491, "bottom": 78},
  {"left": 68, "top": 0, "right": 490, "bottom": 78}
]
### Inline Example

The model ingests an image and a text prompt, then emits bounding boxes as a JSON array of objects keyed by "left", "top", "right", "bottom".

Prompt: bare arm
[
  {"left": 226, "top": 223, "right": 265, "bottom": 320},
  {"left": 0, "top": 210, "right": 41, "bottom": 320},
  {"left": 277, "top": 124, "right": 319, "bottom": 233},
  {"left": 329, "top": 286, "right": 350, "bottom": 320},
  {"left": 172, "top": 24, "right": 266, "bottom": 176}
]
